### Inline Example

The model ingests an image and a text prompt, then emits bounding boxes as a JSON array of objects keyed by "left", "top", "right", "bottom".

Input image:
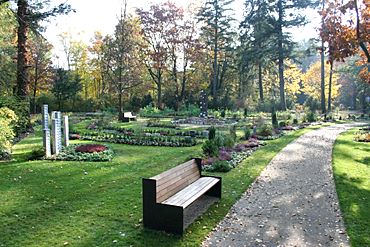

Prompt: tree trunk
[
  {"left": 258, "top": 62, "right": 264, "bottom": 102},
  {"left": 16, "top": 0, "right": 29, "bottom": 98},
  {"left": 180, "top": 66, "right": 186, "bottom": 102},
  {"left": 277, "top": 0, "right": 286, "bottom": 110},
  {"left": 320, "top": 41, "right": 326, "bottom": 113},
  {"left": 32, "top": 80, "right": 37, "bottom": 114},
  {"left": 320, "top": 0, "right": 326, "bottom": 114},
  {"left": 327, "top": 60, "right": 333, "bottom": 112},
  {"left": 212, "top": 7, "right": 218, "bottom": 97},
  {"left": 157, "top": 70, "right": 162, "bottom": 109},
  {"left": 118, "top": 84, "right": 123, "bottom": 121}
]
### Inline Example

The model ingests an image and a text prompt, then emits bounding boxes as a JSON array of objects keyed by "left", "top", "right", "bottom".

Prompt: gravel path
[{"left": 203, "top": 124, "right": 358, "bottom": 247}]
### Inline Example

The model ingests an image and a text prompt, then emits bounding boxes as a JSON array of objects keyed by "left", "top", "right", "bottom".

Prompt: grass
[
  {"left": 333, "top": 128, "right": 370, "bottom": 247},
  {"left": 0, "top": 123, "right": 326, "bottom": 246}
]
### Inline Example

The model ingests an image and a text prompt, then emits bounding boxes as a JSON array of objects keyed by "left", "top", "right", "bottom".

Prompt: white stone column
[
  {"left": 42, "top": 105, "right": 51, "bottom": 158},
  {"left": 64, "top": 115, "right": 69, "bottom": 147},
  {"left": 52, "top": 111, "right": 62, "bottom": 155}
]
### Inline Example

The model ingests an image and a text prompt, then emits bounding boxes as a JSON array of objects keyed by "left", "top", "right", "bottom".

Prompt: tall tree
[
  {"left": 137, "top": 2, "right": 171, "bottom": 108},
  {"left": 28, "top": 34, "right": 53, "bottom": 113},
  {"left": 105, "top": 2, "right": 143, "bottom": 120},
  {"left": 198, "top": 0, "right": 236, "bottom": 100},
  {"left": 0, "top": 0, "right": 72, "bottom": 98},
  {"left": 0, "top": 3, "right": 16, "bottom": 96},
  {"left": 272, "top": 0, "right": 318, "bottom": 110},
  {"left": 240, "top": 0, "right": 276, "bottom": 103},
  {"left": 52, "top": 69, "right": 82, "bottom": 110}
]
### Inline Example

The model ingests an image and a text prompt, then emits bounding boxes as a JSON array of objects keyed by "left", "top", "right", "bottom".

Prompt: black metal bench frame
[{"left": 142, "top": 158, "right": 221, "bottom": 234}]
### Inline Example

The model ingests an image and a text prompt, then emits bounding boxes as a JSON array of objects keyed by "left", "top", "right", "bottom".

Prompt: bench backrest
[{"left": 151, "top": 159, "right": 201, "bottom": 203}]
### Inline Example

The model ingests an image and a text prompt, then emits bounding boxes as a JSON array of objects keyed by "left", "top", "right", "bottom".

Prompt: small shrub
[
  {"left": 257, "top": 124, "right": 273, "bottom": 137},
  {"left": 305, "top": 111, "right": 317, "bottom": 122},
  {"left": 202, "top": 139, "right": 219, "bottom": 157},
  {"left": 208, "top": 126, "right": 216, "bottom": 140},
  {"left": 214, "top": 134, "right": 225, "bottom": 148},
  {"left": 0, "top": 150, "right": 11, "bottom": 160},
  {"left": 293, "top": 118, "right": 298, "bottom": 124},
  {"left": 28, "top": 147, "right": 45, "bottom": 160},
  {"left": 220, "top": 109, "right": 226, "bottom": 118},
  {"left": 0, "top": 107, "right": 18, "bottom": 155},
  {"left": 279, "top": 121, "right": 287, "bottom": 128},
  {"left": 206, "top": 160, "right": 232, "bottom": 172},
  {"left": 223, "top": 135, "right": 235, "bottom": 148},
  {"left": 272, "top": 110, "right": 278, "bottom": 128},
  {"left": 229, "top": 125, "right": 237, "bottom": 141},
  {"left": 244, "top": 127, "right": 251, "bottom": 140}
]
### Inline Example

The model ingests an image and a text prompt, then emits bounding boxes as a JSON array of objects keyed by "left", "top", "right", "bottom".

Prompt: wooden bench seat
[
  {"left": 142, "top": 158, "right": 221, "bottom": 234},
  {"left": 162, "top": 177, "right": 219, "bottom": 208}
]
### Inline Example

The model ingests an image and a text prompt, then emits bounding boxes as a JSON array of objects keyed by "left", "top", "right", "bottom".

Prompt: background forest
[{"left": 0, "top": 0, "right": 369, "bottom": 131}]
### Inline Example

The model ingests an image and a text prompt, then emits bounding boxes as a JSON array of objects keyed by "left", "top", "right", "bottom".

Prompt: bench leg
[
  {"left": 144, "top": 204, "right": 184, "bottom": 234},
  {"left": 205, "top": 179, "right": 222, "bottom": 198}
]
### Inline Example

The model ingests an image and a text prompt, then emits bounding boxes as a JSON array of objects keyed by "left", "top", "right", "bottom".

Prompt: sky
[{"left": 44, "top": 0, "right": 321, "bottom": 67}]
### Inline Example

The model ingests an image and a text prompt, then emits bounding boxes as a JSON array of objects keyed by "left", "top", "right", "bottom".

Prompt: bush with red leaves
[{"left": 75, "top": 144, "right": 107, "bottom": 153}]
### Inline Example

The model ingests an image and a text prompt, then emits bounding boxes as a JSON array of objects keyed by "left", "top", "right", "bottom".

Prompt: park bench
[
  {"left": 142, "top": 158, "right": 221, "bottom": 234},
  {"left": 122, "top": 112, "right": 136, "bottom": 122}
]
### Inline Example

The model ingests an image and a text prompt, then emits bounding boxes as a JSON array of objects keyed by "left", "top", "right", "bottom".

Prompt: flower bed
[
  {"left": 54, "top": 144, "right": 113, "bottom": 162},
  {"left": 79, "top": 132, "right": 197, "bottom": 147},
  {"left": 202, "top": 139, "right": 264, "bottom": 172}
]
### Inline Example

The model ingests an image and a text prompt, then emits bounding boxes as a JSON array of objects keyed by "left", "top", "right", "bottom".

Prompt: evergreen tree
[
  {"left": 272, "top": 0, "right": 318, "bottom": 110},
  {"left": 240, "top": 0, "right": 276, "bottom": 103},
  {"left": 198, "top": 0, "right": 236, "bottom": 101},
  {"left": 0, "top": 0, "right": 72, "bottom": 98}
]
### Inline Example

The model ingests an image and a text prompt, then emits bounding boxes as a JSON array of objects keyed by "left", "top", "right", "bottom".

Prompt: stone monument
[
  {"left": 199, "top": 90, "right": 208, "bottom": 118},
  {"left": 51, "top": 111, "right": 62, "bottom": 155},
  {"left": 42, "top": 105, "right": 51, "bottom": 157},
  {"left": 63, "top": 115, "right": 69, "bottom": 147}
]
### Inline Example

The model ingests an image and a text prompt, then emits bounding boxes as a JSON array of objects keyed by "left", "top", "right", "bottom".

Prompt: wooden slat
[
  {"left": 156, "top": 172, "right": 201, "bottom": 202},
  {"left": 156, "top": 171, "right": 199, "bottom": 198},
  {"left": 156, "top": 165, "right": 199, "bottom": 191},
  {"left": 162, "top": 178, "right": 211, "bottom": 205},
  {"left": 151, "top": 159, "right": 201, "bottom": 202},
  {"left": 152, "top": 160, "right": 196, "bottom": 181},
  {"left": 161, "top": 177, "right": 219, "bottom": 208}
]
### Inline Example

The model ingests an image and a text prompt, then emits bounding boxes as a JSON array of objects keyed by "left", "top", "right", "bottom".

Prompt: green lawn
[
  {"left": 0, "top": 124, "right": 325, "bottom": 247},
  {"left": 333, "top": 128, "right": 370, "bottom": 247}
]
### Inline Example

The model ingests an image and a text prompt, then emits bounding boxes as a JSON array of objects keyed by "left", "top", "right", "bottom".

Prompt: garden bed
[{"left": 52, "top": 144, "right": 114, "bottom": 161}]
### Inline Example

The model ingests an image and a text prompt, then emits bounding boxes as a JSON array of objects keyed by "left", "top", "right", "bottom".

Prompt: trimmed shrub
[
  {"left": 205, "top": 160, "right": 232, "bottom": 172},
  {"left": 257, "top": 124, "right": 273, "bottom": 137},
  {"left": 28, "top": 147, "right": 45, "bottom": 160},
  {"left": 223, "top": 135, "right": 235, "bottom": 148},
  {"left": 208, "top": 126, "right": 216, "bottom": 140},
  {"left": 202, "top": 139, "right": 219, "bottom": 157},
  {"left": 305, "top": 111, "right": 317, "bottom": 122},
  {"left": 229, "top": 125, "right": 237, "bottom": 141},
  {"left": 244, "top": 127, "right": 251, "bottom": 140},
  {"left": 279, "top": 121, "right": 287, "bottom": 128}
]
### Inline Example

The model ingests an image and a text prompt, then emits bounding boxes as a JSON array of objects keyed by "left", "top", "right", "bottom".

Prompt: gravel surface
[{"left": 203, "top": 124, "right": 359, "bottom": 247}]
